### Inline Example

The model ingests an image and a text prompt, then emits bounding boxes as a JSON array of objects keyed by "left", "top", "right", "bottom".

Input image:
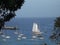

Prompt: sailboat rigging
[{"left": 32, "top": 23, "right": 43, "bottom": 36}]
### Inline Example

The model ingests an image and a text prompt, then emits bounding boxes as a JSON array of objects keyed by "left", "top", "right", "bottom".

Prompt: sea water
[{"left": 0, "top": 18, "right": 58, "bottom": 45}]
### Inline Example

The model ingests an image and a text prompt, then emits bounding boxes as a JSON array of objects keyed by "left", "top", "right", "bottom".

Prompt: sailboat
[{"left": 32, "top": 23, "right": 43, "bottom": 36}]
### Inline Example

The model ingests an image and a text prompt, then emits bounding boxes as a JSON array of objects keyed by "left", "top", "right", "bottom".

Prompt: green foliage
[
  {"left": 0, "top": 0, "right": 24, "bottom": 11},
  {"left": 54, "top": 17, "right": 60, "bottom": 27},
  {"left": 0, "top": 0, "right": 25, "bottom": 30}
]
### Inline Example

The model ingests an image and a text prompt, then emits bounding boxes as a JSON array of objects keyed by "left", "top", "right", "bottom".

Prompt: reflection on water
[
  {"left": 0, "top": 29, "right": 58, "bottom": 45},
  {"left": 0, "top": 18, "right": 60, "bottom": 45}
]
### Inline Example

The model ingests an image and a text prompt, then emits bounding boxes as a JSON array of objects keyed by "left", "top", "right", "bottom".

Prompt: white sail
[{"left": 32, "top": 23, "right": 42, "bottom": 35}]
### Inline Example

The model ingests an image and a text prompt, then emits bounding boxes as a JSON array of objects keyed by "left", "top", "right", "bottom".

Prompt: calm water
[{"left": 0, "top": 18, "right": 58, "bottom": 45}]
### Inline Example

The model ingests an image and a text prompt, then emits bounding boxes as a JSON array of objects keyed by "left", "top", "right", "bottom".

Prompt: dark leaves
[
  {"left": 0, "top": 18, "right": 4, "bottom": 30},
  {"left": 0, "top": 10, "right": 2, "bottom": 14},
  {"left": 54, "top": 17, "right": 60, "bottom": 27},
  {"left": 0, "top": 0, "right": 24, "bottom": 11},
  {"left": 4, "top": 12, "right": 16, "bottom": 22},
  {"left": 0, "top": 0, "right": 25, "bottom": 30}
]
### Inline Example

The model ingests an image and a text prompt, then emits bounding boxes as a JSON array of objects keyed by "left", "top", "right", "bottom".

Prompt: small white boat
[
  {"left": 17, "top": 38, "right": 21, "bottom": 40},
  {"left": 20, "top": 34, "right": 24, "bottom": 36},
  {"left": 14, "top": 31, "right": 19, "bottom": 35},
  {"left": 32, "top": 23, "right": 43, "bottom": 36},
  {"left": 5, "top": 36, "right": 10, "bottom": 39},
  {"left": 32, "top": 36, "right": 37, "bottom": 39},
  {"left": 22, "top": 36, "right": 27, "bottom": 39},
  {"left": 14, "top": 30, "right": 19, "bottom": 35},
  {"left": 39, "top": 37, "right": 44, "bottom": 40},
  {"left": 18, "top": 34, "right": 22, "bottom": 37},
  {"left": 18, "top": 35, "right": 21, "bottom": 37}
]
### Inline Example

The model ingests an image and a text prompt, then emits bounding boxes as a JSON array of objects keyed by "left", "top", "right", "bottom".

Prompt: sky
[{"left": 15, "top": 0, "right": 60, "bottom": 18}]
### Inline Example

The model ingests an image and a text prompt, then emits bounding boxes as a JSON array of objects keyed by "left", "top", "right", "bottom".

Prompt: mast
[{"left": 32, "top": 23, "right": 40, "bottom": 34}]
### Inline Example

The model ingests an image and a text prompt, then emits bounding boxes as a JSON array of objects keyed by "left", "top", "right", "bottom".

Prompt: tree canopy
[
  {"left": 0, "top": 0, "right": 24, "bottom": 11},
  {"left": 54, "top": 17, "right": 60, "bottom": 27},
  {"left": 0, "top": 0, "right": 24, "bottom": 30}
]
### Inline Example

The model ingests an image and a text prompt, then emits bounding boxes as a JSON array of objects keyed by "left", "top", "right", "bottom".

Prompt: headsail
[{"left": 32, "top": 23, "right": 42, "bottom": 35}]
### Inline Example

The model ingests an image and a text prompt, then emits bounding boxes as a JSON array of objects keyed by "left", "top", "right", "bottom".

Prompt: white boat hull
[{"left": 32, "top": 23, "right": 43, "bottom": 37}]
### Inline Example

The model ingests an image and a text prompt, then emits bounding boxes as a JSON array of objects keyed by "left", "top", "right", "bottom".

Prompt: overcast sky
[{"left": 16, "top": 0, "right": 60, "bottom": 18}]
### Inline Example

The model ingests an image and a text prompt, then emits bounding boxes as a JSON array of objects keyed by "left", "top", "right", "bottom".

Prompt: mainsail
[{"left": 32, "top": 23, "right": 42, "bottom": 35}]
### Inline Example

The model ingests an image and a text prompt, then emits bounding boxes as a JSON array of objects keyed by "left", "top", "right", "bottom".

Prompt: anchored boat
[
  {"left": 32, "top": 23, "right": 43, "bottom": 37},
  {"left": 2, "top": 25, "right": 18, "bottom": 30}
]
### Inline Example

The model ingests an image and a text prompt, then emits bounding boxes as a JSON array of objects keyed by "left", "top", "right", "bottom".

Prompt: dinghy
[
  {"left": 22, "top": 36, "right": 27, "bottom": 39},
  {"left": 5, "top": 36, "right": 10, "bottom": 39},
  {"left": 17, "top": 38, "right": 21, "bottom": 40}
]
